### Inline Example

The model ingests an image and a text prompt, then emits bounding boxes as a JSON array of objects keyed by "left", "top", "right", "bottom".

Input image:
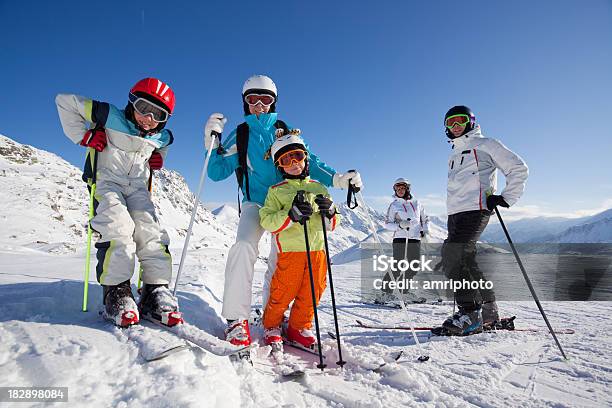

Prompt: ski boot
[
  {"left": 226, "top": 320, "right": 252, "bottom": 362},
  {"left": 481, "top": 301, "right": 500, "bottom": 325},
  {"left": 373, "top": 291, "right": 396, "bottom": 305},
  {"left": 138, "top": 284, "right": 183, "bottom": 327},
  {"left": 438, "top": 307, "right": 483, "bottom": 336},
  {"left": 225, "top": 320, "right": 252, "bottom": 347},
  {"left": 103, "top": 280, "right": 140, "bottom": 328},
  {"left": 264, "top": 327, "right": 283, "bottom": 353},
  {"left": 286, "top": 326, "right": 317, "bottom": 350}
]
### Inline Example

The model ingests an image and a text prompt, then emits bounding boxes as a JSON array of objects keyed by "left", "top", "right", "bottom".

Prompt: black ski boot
[
  {"left": 481, "top": 301, "right": 500, "bottom": 325},
  {"left": 138, "top": 284, "right": 183, "bottom": 326},
  {"left": 102, "top": 279, "right": 139, "bottom": 328}
]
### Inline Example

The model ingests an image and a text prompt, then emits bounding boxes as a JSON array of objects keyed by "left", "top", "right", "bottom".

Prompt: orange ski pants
[{"left": 263, "top": 250, "right": 327, "bottom": 331}]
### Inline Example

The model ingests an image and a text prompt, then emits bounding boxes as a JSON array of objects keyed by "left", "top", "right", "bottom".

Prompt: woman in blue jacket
[{"left": 203, "top": 75, "right": 362, "bottom": 348}]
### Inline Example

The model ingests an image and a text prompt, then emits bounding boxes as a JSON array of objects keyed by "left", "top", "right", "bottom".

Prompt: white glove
[
  {"left": 333, "top": 170, "right": 363, "bottom": 190},
  {"left": 204, "top": 113, "right": 227, "bottom": 150},
  {"left": 399, "top": 220, "right": 411, "bottom": 230}
]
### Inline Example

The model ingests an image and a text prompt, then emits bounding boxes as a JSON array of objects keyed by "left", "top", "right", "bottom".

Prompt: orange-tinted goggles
[{"left": 276, "top": 149, "right": 307, "bottom": 168}]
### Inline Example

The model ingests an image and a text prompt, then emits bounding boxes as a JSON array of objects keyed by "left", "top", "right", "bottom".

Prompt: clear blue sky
[{"left": 1, "top": 1, "right": 611, "bottom": 218}]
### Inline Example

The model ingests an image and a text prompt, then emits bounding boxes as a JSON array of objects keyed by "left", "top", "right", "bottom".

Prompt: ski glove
[
  {"left": 288, "top": 196, "right": 313, "bottom": 223},
  {"left": 420, "top": 231, "right": 425, "bottom": 238},
  {"left": 315, "top": 194, "right": 336, "bottom": 219},
  {"left": 333, "top": 170, "right": 363, "bottom": 191},
  {"left": 394, "top": 211, "right": 410, "bottom": 222},
  {"left": 486, "top": 195, "right": 509, "bottom": 211},
  {"left": 399, "top": 220, "right": 411, "bottom": 230},
  {"left": 149, "top": 152, "right": 163, "bottom": 170},
  {"left": 80, "top": 129, "right": 107, "bottom": 152},
  {"left": 204, "top": 113, "right": 227, "bottom": 150}
]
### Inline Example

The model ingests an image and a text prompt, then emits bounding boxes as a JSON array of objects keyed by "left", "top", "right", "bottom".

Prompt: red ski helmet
[{"left": 130, "top": 77, "right": 175, "bottom": 115}]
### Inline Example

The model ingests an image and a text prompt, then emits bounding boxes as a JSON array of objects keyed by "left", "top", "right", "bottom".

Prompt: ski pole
[
  {"left": 82, "top": 148, "right": 99, "bottom": 312},
  {"left": 317, "top": 195, "right": 346, "bottom": 368},
  {"left": 356, "top": 191, "right": 385, "bottom": 254},
  {"left": 297, "top": 191, "right": 326, "bottom": 370},
  {"left": 494, "top": 208, "right": 568, "bottom": 360},
  {"left": 173, "top": 131, "right": 220, "bottom": 296},
  {"left": 396, "top": 227, "right": 429, "bottom": 362},
  {"left": 393, "top": 290, "right": 430, "bottom": 362}
]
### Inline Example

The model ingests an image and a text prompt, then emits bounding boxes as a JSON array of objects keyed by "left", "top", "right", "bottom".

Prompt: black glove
[
  {"left": 288, "top": 194, "right": 313, "bottom": 223},
  {"left": 420, "top": 231, "right": 425, "bottom": 238},
  {"left": 486, "top": 195, "right": 510, "bottom": 211},
  {"left": 315, "top": 194, "right": 336, "bottom": 219}
]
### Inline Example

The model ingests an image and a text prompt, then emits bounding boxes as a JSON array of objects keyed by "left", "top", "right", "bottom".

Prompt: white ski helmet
[
  {"left": 271, "top": 134, "right": 306, "bottom": 164},
  {"left": 242, "top": 74, "right": 277, "bottom": 98},
  {"left": 393, "top": 178, "right": 410, "bottom": 187}
]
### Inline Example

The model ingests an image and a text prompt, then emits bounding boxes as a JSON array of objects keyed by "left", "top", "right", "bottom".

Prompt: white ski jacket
[
  {"left": 447, "top": 126, "right": 528, "bottom": 216},
  {"left": 384, "top": 197, "right": 429, "bottom": 240},
  {"left": 55, "top": 94, "right": 173, "bottom": 188}
]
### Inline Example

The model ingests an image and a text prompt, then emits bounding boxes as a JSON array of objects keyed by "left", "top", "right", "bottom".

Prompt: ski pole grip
[
  {"left": 294, "top": 190, "right": 308, "bottom": 225},
  {"left": 296, "top": 190, "right": 305, "bottom": 203},
  {"left": 347, "top": 169, "right": 361, "bottom": 194},
  {"left": 345, "top": 169, "right": 359, "bottom": 210},
  {"left": 212, "top": 131, "right": 226, "bottom": 155}
]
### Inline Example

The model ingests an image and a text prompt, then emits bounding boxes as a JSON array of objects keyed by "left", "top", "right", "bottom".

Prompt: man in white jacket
[{"left": 440, "top": 105, "right": 528, "bottom": 335}]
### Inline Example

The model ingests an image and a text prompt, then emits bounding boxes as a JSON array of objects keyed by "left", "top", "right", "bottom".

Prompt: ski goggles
[
  {"left": 129, "top": 93, "right": 171, "bottom": 122},
  {"left": 393, "top": 183, "right": 409, "bottom": 190},
  {"left": 445, "top": 114, "right": 470, "bottom": 128},
  {"left": 244, "top": 93, "right": 275, "bottom": 107},
  {"left": 276, "top": 149, "right": 308, "bottom": 168}
]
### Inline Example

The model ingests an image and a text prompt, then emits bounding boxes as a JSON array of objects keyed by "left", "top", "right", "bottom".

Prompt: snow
[{"left": 1, "top": 134, "right": 610, "bottom": 407}]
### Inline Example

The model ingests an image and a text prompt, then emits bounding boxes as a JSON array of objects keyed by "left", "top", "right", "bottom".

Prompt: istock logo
[{"left": 372, "top": 255, "right": 434, "bottom": 273}]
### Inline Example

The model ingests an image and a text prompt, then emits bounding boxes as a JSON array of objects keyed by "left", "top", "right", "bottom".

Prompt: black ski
[{"left": 355, "top": 317, "right": 575, "bottom": 335}]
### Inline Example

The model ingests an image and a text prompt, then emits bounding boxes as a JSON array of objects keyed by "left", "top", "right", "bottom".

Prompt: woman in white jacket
[{"left": 378, "top": 178, "right": 430, "bottom": 302}]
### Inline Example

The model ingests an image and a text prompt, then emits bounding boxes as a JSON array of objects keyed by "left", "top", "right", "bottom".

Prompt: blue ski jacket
[{"left": 207, "top": 113, "right": 336, "bottom": 206}]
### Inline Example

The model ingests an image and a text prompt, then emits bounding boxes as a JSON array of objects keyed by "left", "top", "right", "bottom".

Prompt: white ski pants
[
  {"left": 222, "top": 202, "right": 277, "bottom": 320},
  {"left": 92, "top": 180, "right": 172, "bottom": 286}
]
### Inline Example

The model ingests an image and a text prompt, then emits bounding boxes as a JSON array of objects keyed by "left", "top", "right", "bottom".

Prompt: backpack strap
[
  {"left": 235, "top": 119, "right": 290, "bottom": 206},
  {"left": 236, "top": 122, "right": 251, "bottom": 201}
]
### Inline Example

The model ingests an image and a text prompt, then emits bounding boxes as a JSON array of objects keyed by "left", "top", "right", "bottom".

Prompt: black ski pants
[
  {"left": 382, "top": 238, "right": 421, "bottom": 295},
  {"left": 442, "top": 210, "right": 495, "bottom": 311}
]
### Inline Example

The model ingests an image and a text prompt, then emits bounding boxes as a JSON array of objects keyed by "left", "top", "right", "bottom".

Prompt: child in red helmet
[{"left": 55, "top": 78, "right": 180, "bottom": 328}]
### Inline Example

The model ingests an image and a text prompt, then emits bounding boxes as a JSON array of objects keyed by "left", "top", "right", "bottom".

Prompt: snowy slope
[
  {"left": 1, "top": 246, "right": 609, "bottom": 407},
  {"left": 0, "top": 134, "right": 610, "bottom": 407}
]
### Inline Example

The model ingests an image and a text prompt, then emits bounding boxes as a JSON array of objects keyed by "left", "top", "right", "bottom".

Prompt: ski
[
  {"left": 141, "top": 314, "right": 256, "bottom": 357},
  {"left": 355, "top": 317, "right": 575, "bottom": 335},
  {"left": 143, "top": 344, "right": 191, "bottom": 362},
  {"left": 101, "top": 311, "right": 190, "bottom": 362},
  {"left": 229, "top": 350, "right": 253, "bottom": 364},
  {"left": 268, "top": 345, "right": 306, "bottom": 379}
]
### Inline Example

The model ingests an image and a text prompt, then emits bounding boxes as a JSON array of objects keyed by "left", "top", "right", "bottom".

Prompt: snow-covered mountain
[
  {"left": 481, "top": 209, "right": 612, "bottom": 243},
  {"left": 0, "top": 134, "right": 238, "bottom": 255},
  {"left": 0, "top": 134, "right": 387, "bottom": 258}
]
